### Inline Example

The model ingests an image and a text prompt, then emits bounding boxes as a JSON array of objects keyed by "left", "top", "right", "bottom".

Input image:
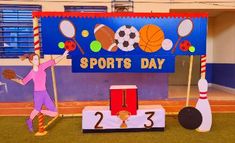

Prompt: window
[
  {"left": 64, "top": 6, "right": 107, "bottom": 12},
  {"left": 111, "top": 0, "right": 134, "bottom": 12},
  {"left": 0, "top": 5, "right": 42, "bottom": 58}
]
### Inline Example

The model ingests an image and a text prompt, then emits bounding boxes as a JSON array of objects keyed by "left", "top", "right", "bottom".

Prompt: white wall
[
  {"left": 207, "top": 17, "right": 214, "bottom": 63},
  {"left": 179, "top": 12, "right": 235, "bottom": 64},
  {"left": 213, "top": 12, "right": 235, "bottom": 63}
]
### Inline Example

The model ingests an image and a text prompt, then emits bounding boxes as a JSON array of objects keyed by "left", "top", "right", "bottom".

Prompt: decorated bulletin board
[
  {"left": 33, "top": 12, "right": 207, "bottom": 73},
  {"left": 30, "top": 12, "right": 211, "bottom": 134}
]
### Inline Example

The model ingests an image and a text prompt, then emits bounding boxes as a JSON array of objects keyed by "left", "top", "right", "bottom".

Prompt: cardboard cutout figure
[
  {"left": 196, "top": 78, "right": 212, "bottom": 132},
  {"left": 3, "top": 50, "right": 68, "bottom": 132}
]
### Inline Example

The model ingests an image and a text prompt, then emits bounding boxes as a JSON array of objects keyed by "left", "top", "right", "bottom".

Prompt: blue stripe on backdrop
[
  {"left": 206, "top": 63, "right": 235, "bottom": 88},
  {"left": 0, "top": 66, "right": 168, "bottom": 102}
]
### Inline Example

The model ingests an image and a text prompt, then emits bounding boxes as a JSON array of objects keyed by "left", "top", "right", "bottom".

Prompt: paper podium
[
  {"left": 82, "top": 85, "right": 165, "bottom": 133},
  {"left": 82, "top": 105, "right": 165, "bottom": 132}
]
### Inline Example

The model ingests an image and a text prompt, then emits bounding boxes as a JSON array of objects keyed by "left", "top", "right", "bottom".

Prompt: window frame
[
  {"left": 64, "top": 5, "right": 108, "bottom": 12},
  {"left": 0, "top": 4, "right": 42, "bottom": 58}
]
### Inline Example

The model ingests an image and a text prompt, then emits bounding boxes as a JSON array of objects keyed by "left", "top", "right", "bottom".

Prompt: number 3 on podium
[{"left": 144, "top": 112, "right": 155, "bottom": 129}]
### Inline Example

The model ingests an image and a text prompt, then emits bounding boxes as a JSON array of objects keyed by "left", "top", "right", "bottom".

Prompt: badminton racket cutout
[
  {"left": 59, "top": 20, "right": 85, "bottom": 54},
  {"left": 172, "top": 19, "right": 193, "bottom": 54}
]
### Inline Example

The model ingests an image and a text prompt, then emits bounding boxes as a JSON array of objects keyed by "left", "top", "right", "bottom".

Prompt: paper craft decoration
[
  {"left": 59, "top": 20, "right": 84, "bottom": 54},
  {"left": 110, "top": 85, "right": 138, "bottom": 115},
  {"left": 139, "top": 24, "right": 164, "bottom": 53},
  {"left": 171, "top": 19, "right": 194, "bottom": 53},
  {"left": 2, "top": 69, "right": 22, "bottom": 79},
  {"left": 33, "top": 12, "right": 207, "bottom": 73},
  {"left": 82, "top": 105, "right": 165, "bottom": 132},
  {"left": 94, "top": 24, "right": 118, "bottom": 52},
  {"left": 196, "top": 78, "right": 212, "bottom": 132}
]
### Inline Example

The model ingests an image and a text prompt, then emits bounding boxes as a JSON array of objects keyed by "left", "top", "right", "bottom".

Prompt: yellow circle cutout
[{"left": 82, "top": 30, "right": 89, "bottom": 37}]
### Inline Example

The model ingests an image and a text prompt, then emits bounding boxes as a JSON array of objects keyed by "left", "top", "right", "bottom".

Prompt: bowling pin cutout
[{"left": 196, "top": 78, "right": 212, "bottom": 132}]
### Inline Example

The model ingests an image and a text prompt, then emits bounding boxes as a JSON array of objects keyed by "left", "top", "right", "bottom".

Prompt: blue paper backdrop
[{"left": 41, "top": 16, "right": 207, "bottom": 73}]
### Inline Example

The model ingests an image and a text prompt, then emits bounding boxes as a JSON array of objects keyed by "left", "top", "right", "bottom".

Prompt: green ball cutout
[
  {"left": 58, "top": 42, "right": 65, "bottom": 49},
  {"left": 90, "top": 41, "right": 102, "bottom": 52},
  {"left": 189, "top": 46, "right": 195, "bottom": 53}
]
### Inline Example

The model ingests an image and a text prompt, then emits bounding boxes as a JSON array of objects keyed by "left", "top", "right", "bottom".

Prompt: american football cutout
[{"left": 94, "top": 24, "right": 118, "bottom": 52}]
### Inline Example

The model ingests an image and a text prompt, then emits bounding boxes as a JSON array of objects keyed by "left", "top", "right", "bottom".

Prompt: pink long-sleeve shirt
[{"left": 22, "top": 60, "right": 55, "bottom": 91}]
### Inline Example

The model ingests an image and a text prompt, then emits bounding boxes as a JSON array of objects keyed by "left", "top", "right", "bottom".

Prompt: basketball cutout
[{"left": 139, "top": 24, "right": 164, "bottom": 53}]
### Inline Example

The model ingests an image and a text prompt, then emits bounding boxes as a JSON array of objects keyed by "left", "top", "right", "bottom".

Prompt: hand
[
  {"left": 11, "top": 78, "right": 23, "bottom": 85},
  {"left": 63, "top": 50, "right": 69, "bottom": 57},
  {"left": 55, "top": 50, "right": 69, "bottom": 64},
  {"left": 11, "top": 78, "right": 18, "bottom": 82}
]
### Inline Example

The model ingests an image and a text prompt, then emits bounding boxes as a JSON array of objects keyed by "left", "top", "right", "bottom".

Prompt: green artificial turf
[{"left": 0, "top": 114, "right": 234, "bottom": 143}]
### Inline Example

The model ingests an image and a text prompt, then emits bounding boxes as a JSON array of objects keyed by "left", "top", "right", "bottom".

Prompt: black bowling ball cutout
[{"left": 178, "top": 106, "right": 202, "bottom": 130}]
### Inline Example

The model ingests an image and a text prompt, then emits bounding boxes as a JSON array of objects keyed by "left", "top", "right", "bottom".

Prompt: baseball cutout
[{"left": 162, "top": 39, "right": 173, "bottom": 51}]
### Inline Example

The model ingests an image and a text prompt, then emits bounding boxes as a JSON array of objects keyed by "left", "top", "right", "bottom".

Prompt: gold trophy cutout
[
  {"left": 118, "top": 110, "right": 131, "bottom": 128},
  {"left": 117, "top": 90, "right": 131, "bottom": 128}
]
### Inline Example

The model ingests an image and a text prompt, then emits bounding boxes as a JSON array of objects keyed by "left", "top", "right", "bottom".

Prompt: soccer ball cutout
[{"left": 115, "top": 25, "right": 140, "bottom": 52}]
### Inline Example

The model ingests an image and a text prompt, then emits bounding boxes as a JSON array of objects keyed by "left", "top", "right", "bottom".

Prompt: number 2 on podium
[{"left": 94, "top": 112, "right": 103, "bottom": 129}]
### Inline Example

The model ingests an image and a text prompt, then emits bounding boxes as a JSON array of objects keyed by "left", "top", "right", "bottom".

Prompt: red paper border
[{"left": 32, "top": 12, "right": 208, "bottom": 18}]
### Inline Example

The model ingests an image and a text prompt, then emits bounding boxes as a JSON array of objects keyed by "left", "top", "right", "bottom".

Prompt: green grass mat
[{"left": 0, "top": 114, "right": 234, "bottom": 143}]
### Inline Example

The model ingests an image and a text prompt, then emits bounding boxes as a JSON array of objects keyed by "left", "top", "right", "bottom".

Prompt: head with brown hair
[{"left": 20, "top": 53, "right": 40, "bottom": 66}]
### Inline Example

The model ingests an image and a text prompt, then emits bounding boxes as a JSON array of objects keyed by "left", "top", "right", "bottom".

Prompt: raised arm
[{"left": 40, "top": 50, "right": 69, "bottom": 70}]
